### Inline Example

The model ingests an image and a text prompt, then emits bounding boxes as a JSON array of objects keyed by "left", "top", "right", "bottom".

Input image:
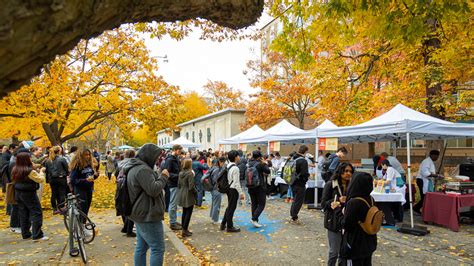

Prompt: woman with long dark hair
[
  {"left": 69, "top": 148, "right": 99, "bottom": 222},
  {"left": 45, "top": 146, "right": 69, "bottom": 214},
  {"left": 13, "top": 151, "right": 48, "bottom": 241},
  {"left": 321, "top": 162, "right": 354, "bottom": 266},
  {"left": 341, "top": 172, "right": 377, "bottom": 265}
]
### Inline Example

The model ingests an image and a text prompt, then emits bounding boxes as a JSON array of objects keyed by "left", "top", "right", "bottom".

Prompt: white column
[{"left": 406, "top": 132, "right": 414, "bottom": 228}]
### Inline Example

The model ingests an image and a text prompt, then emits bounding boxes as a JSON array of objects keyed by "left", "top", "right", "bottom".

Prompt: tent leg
[
  {"left": 308, "top": 138, "right": 321, "bottom": 210},
  {"left": 397, "top": 132, "right": 430, "bottom": 236}
]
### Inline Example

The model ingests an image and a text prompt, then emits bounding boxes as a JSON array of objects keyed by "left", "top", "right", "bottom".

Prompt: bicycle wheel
[
  {"left": 73, "top": 216, "right": 87, "bottom": 264},
  {"left": 65, "top": 209, "right": 95, "bottom": 243}
]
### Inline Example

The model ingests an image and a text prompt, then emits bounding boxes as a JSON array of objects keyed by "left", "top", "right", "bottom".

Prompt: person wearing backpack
[
  {"left": 247, "top": 150, "right": 271, "bottom": 228},
  {"left": 191, "top": 154, "right": 208, "bottom": 207},
  {"left": 45, "top": 146, "right": 69, "bottom": 214},
  {"left": 220, "top": 150, "right": 243, "bottom": 233},
  {"left": 207, "top": 157, "right": 226, "bottom": 224},
  {"left": 125, "top": 143, "right": 169, "bottom": 266},
  {"left": 289, "top": 145, "right": 310, "bottom": 225},
  {"left": 282, "top": 152, "right": 296, "bottom": 203},
  {"left": 177, "top": 158, "right": 197, "bottom": 237},
  {"left": 115, "top": 149, "right": 136, "bottom": 237},
  {"left": 237, "top": 150, "right": 250, "bottom": 206},
  {"left": 341, "top": 172, "right": 378, "bottom": 266},
  {"left": 163, "top": 144, "right": 183, "bottom": 231},
  {"left": 321, "top": 163, "right": 354, "bottom": 266},
  {"left": 322, "top": 147, "right": 348, "bottom": 182}
]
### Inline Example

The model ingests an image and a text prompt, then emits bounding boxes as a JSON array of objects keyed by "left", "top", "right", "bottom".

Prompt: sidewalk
[
  {"left": 0, "top": 209, "right": 190, "bottom": 265},
  {"left": 176, "top": 193, "right": 474, "bottom": 265}
]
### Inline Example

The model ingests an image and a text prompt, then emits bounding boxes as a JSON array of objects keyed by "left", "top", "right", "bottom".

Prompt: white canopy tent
[
  {"left": 313, "top": 104, "right": 474, "bottom": 229},
  {"left": 162, "top": 136, "right": 201, "bottom": 149},
  {"left": 218, "top": 125, "right": 266, "bottom": 145}
]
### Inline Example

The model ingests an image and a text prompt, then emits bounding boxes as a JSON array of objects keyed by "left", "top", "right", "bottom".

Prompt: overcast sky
[{"left": 143, "top": 15, "right": 271, "bottom": 98}]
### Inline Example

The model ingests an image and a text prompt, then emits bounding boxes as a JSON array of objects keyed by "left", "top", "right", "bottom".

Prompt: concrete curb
[{"left": 164, "top": 225, "right": 200, "bottom": 265}]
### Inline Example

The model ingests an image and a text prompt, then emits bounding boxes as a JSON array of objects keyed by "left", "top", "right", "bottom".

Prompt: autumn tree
[
  {"left": 203, "top": 80, "right": 246, "bottom": 112},
  {"left": 267, "top": 1, "right": 473, "bottom": 124},
  {"left": 0, "top": 26, "right": 177, "bottom": 145},
  {"left": 245, "top": 51, "right": 319, "bottom": 129}
]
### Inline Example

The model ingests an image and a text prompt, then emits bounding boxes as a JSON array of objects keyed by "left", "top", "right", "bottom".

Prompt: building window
[
  {"left": 192, "top": 131, "right": 195, "bottom": 143},
  {"left": 207, "top": 128, "right": 211, "bottom": 142},
  {"left": 186, "top": 132, "right": 189, "bottom": 140},
  {"left": 199, "top": 130, "right": 203, "bottom": 143}
]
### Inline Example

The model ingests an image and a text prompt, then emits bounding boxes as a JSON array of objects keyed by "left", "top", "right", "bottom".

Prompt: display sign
[
  {"left": 269, "top": 141, "right": 280, "bottom": 152},
  {"left": 318, "top": 138, "right": 338, "bottom": 151},
  {"left": 238, "top": 143, "right": 247, "bottom": 151}
]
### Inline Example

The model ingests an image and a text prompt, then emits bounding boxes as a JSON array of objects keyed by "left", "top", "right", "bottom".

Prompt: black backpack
[
  {"left": 217, "top": 165, "right": 236, "bottom": 193},
  {"left": 237, "top": 158, "right": 247, "bottom": 181},
  {"left": 115, "top": 166, "right": 142, "bottom": 216},
  {"left": 201, "top": 167, "right": 215, "bottom": 192},
  {"left": 321, "top": 155, "right": 337, "bottom": 182}
]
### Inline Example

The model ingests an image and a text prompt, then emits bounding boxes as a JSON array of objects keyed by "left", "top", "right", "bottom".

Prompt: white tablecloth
[
  {"left": 306, "top": 179, "right": 325, "bottom": 189},
  {"left": 370, "top": 191, "right": 406, "bottom": 205}
]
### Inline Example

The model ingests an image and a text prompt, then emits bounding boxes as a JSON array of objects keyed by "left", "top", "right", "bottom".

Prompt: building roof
[{"left": 177, "top": 108, "right": 246, "bottom": 127}]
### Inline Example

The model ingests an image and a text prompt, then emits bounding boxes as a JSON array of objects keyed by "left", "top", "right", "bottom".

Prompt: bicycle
[{"left": 59, "top": 193, "right": 96, "bottom": 263}]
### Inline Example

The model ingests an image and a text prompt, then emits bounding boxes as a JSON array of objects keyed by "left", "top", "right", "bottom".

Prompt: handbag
[{"left": 6, "top": 182, "right": 16, "bottom": 204}]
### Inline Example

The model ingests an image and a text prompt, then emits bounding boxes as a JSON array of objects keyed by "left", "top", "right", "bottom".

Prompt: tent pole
[
  {"left": 406, "top": 132, "right": 414, "bottom": 228},
  {"left": 308, "top": 137, "right": 321, "bottom": 209}
]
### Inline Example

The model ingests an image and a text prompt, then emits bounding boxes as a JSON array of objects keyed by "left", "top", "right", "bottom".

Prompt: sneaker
[
  {"left": 220, "top": 224, "right": 226, "bottom": 231},
  {"left": 126, "top": 232, "right": 137, "bottom": 237},
  {"left": 170, "top": 224, "right": 182, "bottom": 230},
  {"left": 10, "top": 227, "right": 21, "bottom": 234},
  {"left": 120, "top": 228, "right": 127, "bottom": 234},
  {"left": 226, "top": 227, "right": 241, "bottom": 233},
  {"left": 33, "top": 236, "right": 49, "bottom": 242},
  {"left": 211, "top": 220, "right": 221, "bottom": 225},
  {"left": 251, "top": 220, "right": 263, "bottom": 228}
]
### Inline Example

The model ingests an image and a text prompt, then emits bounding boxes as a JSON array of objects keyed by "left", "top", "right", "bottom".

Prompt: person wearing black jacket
[
  {"left": 321, "top": 163, "right": 354, "bottom": 266},
  {"left": 237, "top": 150, "right": 250, "bottom": 206},
  {"left": 45, "top": 146, "right": 69, "bottom": 214},
  {"left": 341, "top": 172, "right": 377, "bottom": 265},
  {"left": 163, "top": 144, "right": 183, "bottom": 230},
  {"left": 247, "top": 150, "right": 271, "bottom": 228},
  {"left": 289, "top": 145, "right": 310, "bottom": 225}
]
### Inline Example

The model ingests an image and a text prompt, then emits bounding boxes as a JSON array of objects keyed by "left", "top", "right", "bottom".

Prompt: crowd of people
[{"left": 1, "top": 140, "right": 442, "bottom": 266}]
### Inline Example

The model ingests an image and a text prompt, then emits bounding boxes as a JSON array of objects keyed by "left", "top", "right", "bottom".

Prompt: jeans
[
  {"left": 135, "top": 221, "right": 165, "bottom": 266},
  {"left": 50, "top": 179, "right": 67, "bottom": 211},
  {"left": 9, "top": 203, "right": 20, "bottom": 228},
  {"left": 327, "top": 230, "right": 342, "bottom": 266},
  {"left": 210, "top": 190, "right": 222, "bottom": 222},
  {"left": 195, "top": 181, "right": 204, "bottom": 207},
  {"left": 240, "top": 180, "right": 250, "bottom": 205},
  {"left": 249, "top": 186, "right": 266, "bottom": 222},
  {"left": 221, "top": 188, "right": 238, "bottom": 228},
  {"left": 287, "top": 185, "right": 293, "bottom": 199},
  {"left": 290, "top": 185, "right": 305, "bottom": 220},
  {"left": 182, "top": 206, "right": 194, "bottom": 230},
  {"left": 15, "top": 190, "right": 43, "bottom": 239},
  {"left": 168, "top": 187, "right": 178, "bottom": 225},
  {"left": 74, "top": 187, "right": 93, "bottom": 220}
]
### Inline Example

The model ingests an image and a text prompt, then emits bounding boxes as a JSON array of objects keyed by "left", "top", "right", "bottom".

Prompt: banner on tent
[
  {"left": 318, "top": 138, "right": 338, "bottom": 151},
  {"left": 269, "top": 141, "right": 280, "bottom": 152},
  {"left": 238, "top": 143, "right": 247, "bottom": 151}
]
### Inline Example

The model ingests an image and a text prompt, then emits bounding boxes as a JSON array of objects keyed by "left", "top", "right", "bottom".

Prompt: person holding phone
[
  {"left": 69, "top": 148, "right": 99, "bottom": 226},
  {"left": 321, "top": 163, "right": 354, "bottom": 266}
]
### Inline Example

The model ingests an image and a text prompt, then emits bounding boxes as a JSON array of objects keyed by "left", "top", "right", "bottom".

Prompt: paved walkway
[
  {"left": 177, "top": 193, "right": 474, "bottom": 265},
  {"left": 0, "top": 209, "right": 188, "bottom": 265},
  {"left": 1, "top": 193, "right": 473, "bottom": 265}
]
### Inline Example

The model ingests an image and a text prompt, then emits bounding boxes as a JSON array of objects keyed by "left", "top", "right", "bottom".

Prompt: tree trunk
[
  {"left": 423, "top": 17, "right": 445, "bottom": 171},
  {"left": 42, "top": 122, "right": 61, "bottom": 146}
]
